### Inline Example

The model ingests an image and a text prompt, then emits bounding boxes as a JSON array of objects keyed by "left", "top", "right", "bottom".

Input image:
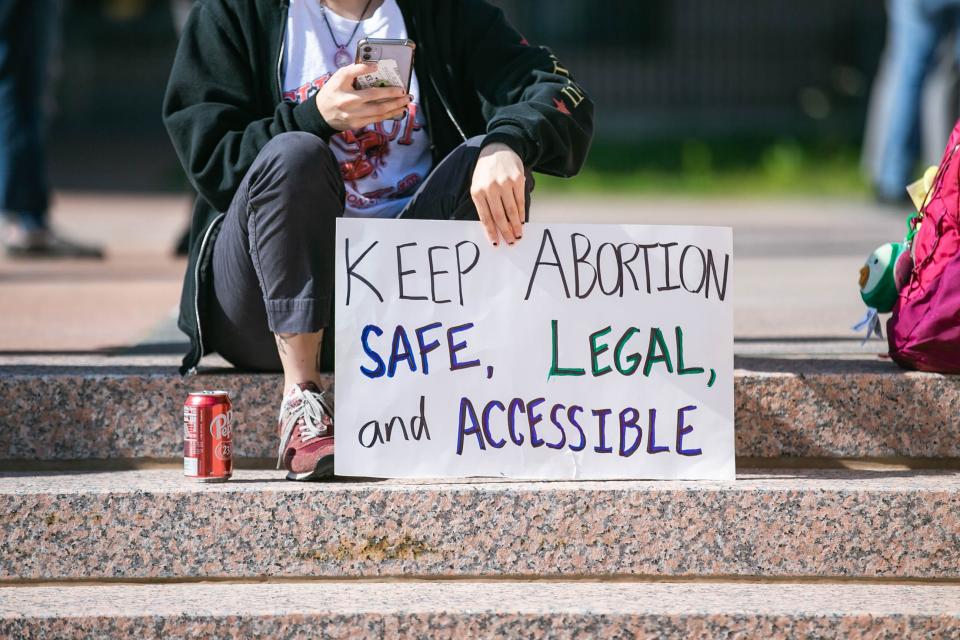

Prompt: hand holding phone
[
  {"left": 353, "top": 38, "right": 415, "bottom": 120},
  {"left": 313, "top": 62, "right": 411, "bottom": 131}
]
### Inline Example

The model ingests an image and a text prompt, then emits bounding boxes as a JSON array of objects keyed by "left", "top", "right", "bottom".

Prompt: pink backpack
[{"left": 888, "top": 120, "right": 960, "bottom": 372}]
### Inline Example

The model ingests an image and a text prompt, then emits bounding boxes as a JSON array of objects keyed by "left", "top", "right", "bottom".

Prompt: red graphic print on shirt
[{"left": 284, "top": 71, "right": 425, "bottom": 212}]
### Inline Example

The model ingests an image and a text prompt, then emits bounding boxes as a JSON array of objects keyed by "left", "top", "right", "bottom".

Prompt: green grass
[{"left": 536, "top": 137, "right": 870, "bottom": 197}]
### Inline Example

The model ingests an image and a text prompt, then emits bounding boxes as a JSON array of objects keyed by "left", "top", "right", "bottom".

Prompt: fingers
[
  {"left": 504, "top": 176, "right": 525, "bottom": 239},
  {"left": 317, "top": 62, "right": 414, "bottom": 131},
  {"left": 356, "top": 86, "right": 409, "bottom": 102},
  {"left": 479, "top": 177, "right": 525, "bottom": 246},
  {"left": 355, "top": 109, "right": 408, "bottom": 129},
  {"left": 470, "top": 153, "right": 526, "bottom": 247},
  {"left": 355, "top": 95, "right": 411, "bottom": 117},
  {"left": 470, "top": 188, "right": 500, "bottom": 246},
  {"left": 486, "top": 190, "right": 516, "bottom": 246},
  {"left": 338, "top": 61, "right": 379, "bottom": 81},
  {"left": 385, "top": 106, "right": 409, "bottom": 121},
  {"left": 350, "top": 100, "right": 410, "bottom": 129},
  {"left": 514, "top": 175, "right": 527, "bottom": 229}
]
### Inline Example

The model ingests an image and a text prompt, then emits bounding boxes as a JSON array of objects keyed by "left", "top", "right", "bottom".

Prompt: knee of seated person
[
  {"left": 258, "top": 131, "right": 337, "bottom": 184},
  {"left": 438, "top": 135, "right": 486, "bottom": 169},
  {"left": 466, "top": 135, "right": 486, "bottom": 148}
]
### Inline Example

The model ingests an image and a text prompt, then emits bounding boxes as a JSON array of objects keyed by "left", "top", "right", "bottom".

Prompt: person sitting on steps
[{"left": 162, "top": 0, "right": 593, "bottom": 480}]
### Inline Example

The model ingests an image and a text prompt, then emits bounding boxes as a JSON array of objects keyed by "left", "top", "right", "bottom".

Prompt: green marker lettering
[
  {"left": 643, "top": 327, "right": 674, "bottom": 377},
  {"left": 548, "top": 319, "right": 585, "bottom": 378},
  {"left": 675, "top": 326, "right": 705, "bottom": 376},
  {"left": 614, "top": 327, "right": 642, "bottom": 375},
  {"left": 589, "top": 326, "right": 612, "bottom": 376}
]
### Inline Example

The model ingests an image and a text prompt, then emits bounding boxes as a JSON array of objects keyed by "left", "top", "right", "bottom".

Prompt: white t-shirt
[{"left": 282, "top": 0, "right": 432, "bottom": 218}]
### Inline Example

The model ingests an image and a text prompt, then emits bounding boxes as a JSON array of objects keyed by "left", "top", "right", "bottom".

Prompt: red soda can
[{"left": 183, "top": 391, "right": 233, "bottom": 482}]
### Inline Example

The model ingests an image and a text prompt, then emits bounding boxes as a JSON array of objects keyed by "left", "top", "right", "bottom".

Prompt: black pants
[{"left": 208, "top": 131, "right": 533, "bottom": 372}]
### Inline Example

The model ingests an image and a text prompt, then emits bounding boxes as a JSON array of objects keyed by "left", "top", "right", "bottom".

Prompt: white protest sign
[{"left": 335, "top": 219, "right": 734, "bottom": 480}]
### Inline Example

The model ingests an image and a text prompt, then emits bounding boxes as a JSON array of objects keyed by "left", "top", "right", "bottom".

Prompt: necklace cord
[{"left": 319, "top": 0, "right": 376, "bottom": 51}]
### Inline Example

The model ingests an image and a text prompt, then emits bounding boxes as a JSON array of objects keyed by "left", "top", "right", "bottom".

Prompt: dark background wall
[
  {"left": 496, "top": 0, "right": 885, "bottom": 139},
  {"left": 48, "top": 0, "right": 886, "bottom": 190}
]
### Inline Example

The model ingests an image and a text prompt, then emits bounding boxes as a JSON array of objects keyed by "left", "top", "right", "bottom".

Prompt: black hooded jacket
[{"left": 163, "top": 0, "right": 594, "bottom": 374}]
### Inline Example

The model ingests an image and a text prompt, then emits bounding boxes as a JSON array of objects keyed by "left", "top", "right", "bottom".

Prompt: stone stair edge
[
  {"left": 2, "top": 467, "right": 960, "bottom": 495},
  {"left": 3, "top": 468, "right": 958, "bottom": 581},
  {"left": 1, "top": 581, "right": 957, "bottom": 639},
  {"left": 4, "top": 353, "right": 959, "bottom": 460},
  {"left": 4, "top": 581, "right": 958, "bottom": 615}
]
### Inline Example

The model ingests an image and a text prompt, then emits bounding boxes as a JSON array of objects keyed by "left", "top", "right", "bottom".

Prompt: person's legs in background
[
  {"left": 0, "top": 0, "right": 51, "bottom": 235},
  {"left": 918, "top": 36, "right": 958, "bottom": 168},
  {"left": 0, "top": 0, "right": 102, "bottom": 258},
  {"left": 951, "top": 5, "right": 960, "bottom": 108},
  {"left": 862, "top": 34, "right": 895, "bottom": 185},
  {"left": 874, "top": 0, "right": 946, "bottom": 202}
]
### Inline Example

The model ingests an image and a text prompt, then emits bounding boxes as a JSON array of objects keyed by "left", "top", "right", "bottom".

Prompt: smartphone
[{"left": 354, "top": 37, "right": 415, "bottom": 95}]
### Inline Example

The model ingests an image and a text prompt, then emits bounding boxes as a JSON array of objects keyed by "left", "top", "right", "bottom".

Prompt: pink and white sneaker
[{"left": 276, "top": 382, "right": 335, "bottom": 481}]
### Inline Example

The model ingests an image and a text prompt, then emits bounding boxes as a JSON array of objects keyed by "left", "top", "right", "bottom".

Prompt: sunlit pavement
[
  {"left": 0, "top": 193, "right": 187, "bottom": 353},
  {"left": 0, "top": 192, "right": 905, "bottom": 358}
]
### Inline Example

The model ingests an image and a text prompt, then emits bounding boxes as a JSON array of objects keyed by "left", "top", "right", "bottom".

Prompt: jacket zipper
[
  {"left": 398, "top": 1, "right": 464, "bottom": 146},
  {"left": 189, "top": 213, "right": 225, "bottom": 375},
  {"left": 276, "top": 3, "right": 288, "bottom": 99},
  {"left": 429, "top": 73, "right": 467, "bottom": 142}
]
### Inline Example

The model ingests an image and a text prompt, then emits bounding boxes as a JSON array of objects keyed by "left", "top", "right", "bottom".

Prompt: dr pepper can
[{"left": 183, "top": 391, "right": 233, "bottom": 482}]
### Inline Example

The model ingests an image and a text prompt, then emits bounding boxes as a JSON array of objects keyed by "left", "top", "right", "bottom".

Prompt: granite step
[
  {"left": 2, "top": 581, "right": 958, "bottom": 639},
  {"left": 2, "top": 356, "right": 960, "bottom": 462},
  {"left": 2, "top": 469, "right": 957, "bottom": 581}
]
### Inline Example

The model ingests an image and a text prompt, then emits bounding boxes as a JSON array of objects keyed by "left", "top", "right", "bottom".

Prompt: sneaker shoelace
[{"left": 276, "top": 386, "right": 333, "bottom": 469}]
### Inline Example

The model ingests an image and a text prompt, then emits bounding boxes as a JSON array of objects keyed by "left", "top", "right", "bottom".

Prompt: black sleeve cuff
[
  {"left": 292, "top": 98, "right": 338, "bottom": 142},
  {"left": 483, "top": 125, "right": 539, "bottom": 167}
]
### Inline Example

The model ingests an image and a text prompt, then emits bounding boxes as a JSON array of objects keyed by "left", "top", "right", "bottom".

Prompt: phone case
[{"left": 354, "top": 38, "right": 415, "bottom": 92}]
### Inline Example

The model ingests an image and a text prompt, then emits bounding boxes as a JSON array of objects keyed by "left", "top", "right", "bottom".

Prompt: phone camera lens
[
  {"left": 362, "top": 53, "right": 371, "bottom": 60},
  {"left": 363, "top": 46, "right": 372, "bottom": 52}
]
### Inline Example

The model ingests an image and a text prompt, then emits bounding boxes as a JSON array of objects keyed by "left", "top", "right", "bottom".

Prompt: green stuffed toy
[
  {"left": 859, "top": 241, "right": 904, "bottom": 314},
  {"left": 854, "top": 164, "right": 936, "bottom": 342}
]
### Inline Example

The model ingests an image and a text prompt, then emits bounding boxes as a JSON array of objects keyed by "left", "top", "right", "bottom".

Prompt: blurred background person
[
  {"left": 866, "top": 0, "right": 960, "bottom": 204},
  {"left": 863, "top": 31, "right": 959, "bottom": 197},
  {"left": 0, "top": 0, "right": 103, "bottom": 258}
]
